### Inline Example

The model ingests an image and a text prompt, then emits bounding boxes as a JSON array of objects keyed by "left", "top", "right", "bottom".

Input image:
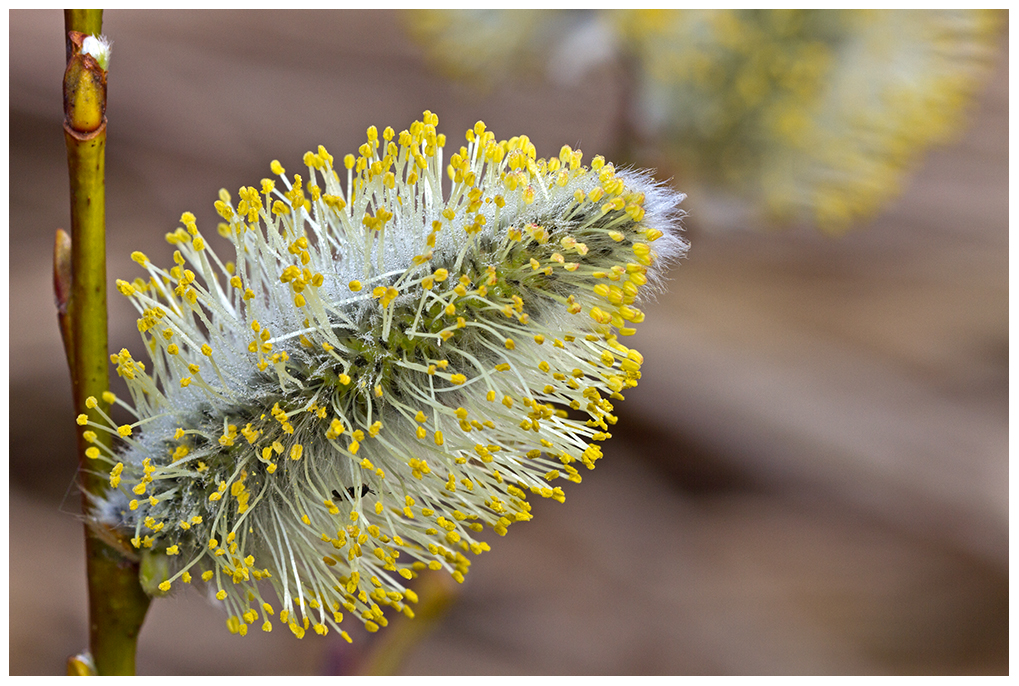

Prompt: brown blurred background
[{"left": 8, "top": 10, "right": 1008, "bottom": 675}]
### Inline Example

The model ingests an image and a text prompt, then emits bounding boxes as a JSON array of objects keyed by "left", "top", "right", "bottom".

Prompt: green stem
[
  {"left": 64, "top": 9, "right": 104, "bottom": 43},
  {"left": 65, "top": 118, "right": 109, "bottom": 498},
  {"left": 62, "top": 9, "right": 151, "bottom": 675}
]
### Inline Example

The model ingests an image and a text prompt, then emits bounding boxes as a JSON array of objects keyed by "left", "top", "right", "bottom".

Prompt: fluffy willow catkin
[{"left": 81, "top": 112, "right": 686, "bottom": 640}]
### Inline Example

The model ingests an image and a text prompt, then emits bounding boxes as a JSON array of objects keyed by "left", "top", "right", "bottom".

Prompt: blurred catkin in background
[{"left": 409, "top": 9, "right": 1000, "bottom": 231}]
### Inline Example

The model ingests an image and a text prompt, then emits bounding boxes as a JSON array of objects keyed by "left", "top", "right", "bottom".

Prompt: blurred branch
[{"left": 356, "top": 571, "right": 460, "bottom": 675}]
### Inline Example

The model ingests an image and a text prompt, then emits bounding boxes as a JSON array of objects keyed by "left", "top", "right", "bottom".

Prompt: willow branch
[{"left": 61, "top": 10, "right": 151, "bottom": 676}]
